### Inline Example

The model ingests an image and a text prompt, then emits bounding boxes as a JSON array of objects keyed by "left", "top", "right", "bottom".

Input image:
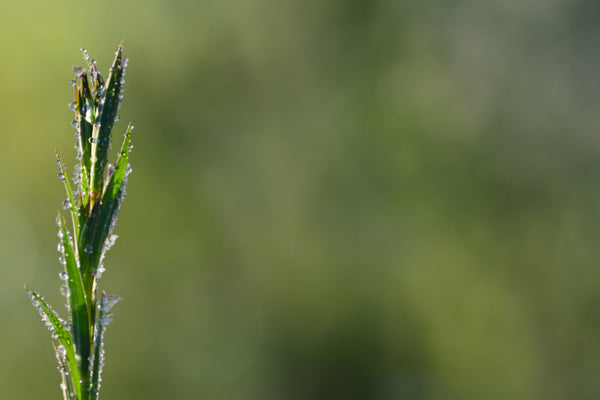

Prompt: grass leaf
[
  {"left": 27, "top": 42, "right": 131, "bottom": 400},
  {"left": 55, "top": 151, "right": 80, "bottom": 238},
  {"left": 57, "top": 213, "right": 91, "bottom": 388},
  {"left": 26, "top": 286, "right": 82, "bottom": 400},
  {"left": 90, "top": 42, "right": 126, "bottom": 204},
  {"left": 80, "top": 124, "right": 131, "bottom": 294}
]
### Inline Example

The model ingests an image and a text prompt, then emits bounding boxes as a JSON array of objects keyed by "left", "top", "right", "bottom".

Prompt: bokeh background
[{"left": 2, "top": 0, "right": 600, "bottom": 399}]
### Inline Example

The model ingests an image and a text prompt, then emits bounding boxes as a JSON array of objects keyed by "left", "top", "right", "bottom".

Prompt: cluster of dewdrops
[
  {"left": 57, "top": 48, "right": 134, "bottom": 287},
  {"left": 66, "top": 48, "right": 133, "bottom": 201}
]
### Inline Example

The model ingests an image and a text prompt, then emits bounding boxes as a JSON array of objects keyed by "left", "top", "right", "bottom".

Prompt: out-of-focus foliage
[{"left": 3, "top": 0, "right": 600, "bottom": 399}]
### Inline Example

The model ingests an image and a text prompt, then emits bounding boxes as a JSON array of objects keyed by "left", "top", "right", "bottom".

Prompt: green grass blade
[
  {"left": 54, "top": 343, "right": 78, "bottom": 400},
  {"left": 25, "top": 286, "right": 82, "bottom": 400},
  {"left": 90, "top": 42, "right": 126, "bottom": 204},
  {"left": 80, "top": 124, "right": 132, "bottom": 293},
  {"left": 57, "top": 213, "right": 91, "bottom": 388},
  {"left": 56, "top": 152, "right": 80, "bottom": 239},
  {"left": 28, "top": 43, "right": 132, "bottom": 400},
  {"left": 89, "top": 291, "right": 121, "bottom": 400},
  {"left": 74, "top": 73, "right": 93, "bottom": 211}
]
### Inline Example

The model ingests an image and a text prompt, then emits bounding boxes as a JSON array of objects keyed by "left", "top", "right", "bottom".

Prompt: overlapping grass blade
[{"left": 80, "top": 124, "right": 132, "bottom": 293}]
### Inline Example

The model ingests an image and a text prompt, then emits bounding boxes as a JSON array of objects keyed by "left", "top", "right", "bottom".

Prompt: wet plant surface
[{"left": 26, "top": 43, "right": 132, "bottom": 400}]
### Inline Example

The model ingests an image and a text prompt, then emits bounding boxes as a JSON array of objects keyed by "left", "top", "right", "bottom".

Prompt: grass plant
[{"left": 25, "top": 42, "right": 133, "bottom": 400}]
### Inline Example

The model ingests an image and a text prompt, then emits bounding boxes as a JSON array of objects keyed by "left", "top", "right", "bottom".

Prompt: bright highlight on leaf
[{"left": 26, "top": 42, "right": 133, "bottom": 400}]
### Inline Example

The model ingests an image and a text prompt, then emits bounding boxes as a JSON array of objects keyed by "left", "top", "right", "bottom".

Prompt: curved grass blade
[
  {"left": 25, "top": 286, "right": 81, "bottom": 400},
  {"left": 58, "top": 213, "right": 91, "bottom": 390}
]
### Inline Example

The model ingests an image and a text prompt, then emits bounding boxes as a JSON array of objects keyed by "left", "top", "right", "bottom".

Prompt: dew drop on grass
[
  {"left": 84, "top": 244, "right": 93, "bottom": 254},
  {"left": 58, "top": 271, "right": 68, "bottom": 281},
  {"left": 57, "top": 171, "right": 65, "bottom": 182},
  {"left": 60, "top": 285, "right": 70, "bottom": 298},
  {"left": 68, "top": 101, "right": 76, "bottom": 111},
  {"left": 101, "top": 294, "right": 122, "bottom": 313},
  {"left": 62, "top": 199, "right": 72, "bottom": 210},
  {"left": 73, "top": 65, "right": 84, "bottom": 77},
  {"left": 57, "top": 345, "right": 67, "bottom": 362},
  {"left": 105, "top": 234, "right": 118, "bottom": 249},
  {"left": 71, "top": 120, "right": 78, "bottom": 129},
  {"left": 69, "top": 79, "right": 76, "bottom": 87},
  {"left": 93, "top": 265, "right": 106, "bottom": 278}
]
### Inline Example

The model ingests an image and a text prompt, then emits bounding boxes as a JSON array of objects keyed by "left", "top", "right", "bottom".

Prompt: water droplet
[
  {"left": 73, "top": 65, "right": 84, "bottom": 77},
  {"left": 62, "top": 199, "right": 71, "bottom": 210},
  {"left": 84, "top": 244, "right": 93, "bottom": 254},
  {"left": 125, "top": 164, "right": 133, "bottom": 175},
  {"left": 101, "top": 294, "right": 122, "bottom": 312},
  {"left": 93, "top": 265, "right": 106, "bottom": 278},
  {"left": 129, "top": 125, "right": 135, "bottom": 131},
  {"left": 81, "top": 48, "right": 90, "bottom": 62},
  {"left": 58, "top": 271, "right": 68, "bottom": 281},
  {"left": 69, "top": 79, "right": 76, "bottom": 87},
  {"left": 105, "top": 234, "right": 118, "bottom": 249},
  {"left": 71, "top": 120, "right": 78, "bottom": 129},
  {"left": 60, "top": 285, "right": 70, "bottom": 298},
  {"left": 114, "top": 114, "right": 120, "bottom": 122},
  {"left": 89, "top": 137, "right": 97, "bottom": 144},
  {"left": 68, "top": 101, "right": 76, "bottom": 111},
  {"left": 57, "top": 171, "right": 65, "bottom": 182}
]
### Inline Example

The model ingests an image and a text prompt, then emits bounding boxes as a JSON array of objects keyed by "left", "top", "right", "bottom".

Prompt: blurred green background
[{"left": 3, "top": 0, "right": 600, "bottom": 399}]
